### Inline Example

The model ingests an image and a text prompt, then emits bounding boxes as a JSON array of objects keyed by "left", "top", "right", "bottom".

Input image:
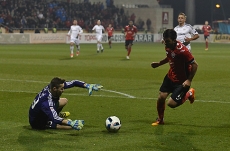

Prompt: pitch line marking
[
  {"left": 0, "top": 89, "right": 230, "bottom": 104},
  {"left": 0, "top": 79, "right": 229, "bottom": 104}
]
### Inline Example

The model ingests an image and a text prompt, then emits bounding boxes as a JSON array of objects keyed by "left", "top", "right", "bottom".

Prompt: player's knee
[
  {"left": 59, "top": 98, "right": 68, "bottom": 106},
  {"left": 167, "top": 99, "right": 178, "bottom": 108},
  {"left": 167, "top": 102, "right": 177, "bottom": 108}
]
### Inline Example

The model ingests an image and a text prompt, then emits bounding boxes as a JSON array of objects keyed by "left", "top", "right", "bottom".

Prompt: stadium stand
[{"left": 0, "top": 0, "right": 131, "bottom": 32}]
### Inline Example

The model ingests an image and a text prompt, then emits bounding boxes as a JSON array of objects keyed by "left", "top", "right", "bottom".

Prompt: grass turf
[{"left": 0, "top": 42, "right": 230, "bottom": 151}]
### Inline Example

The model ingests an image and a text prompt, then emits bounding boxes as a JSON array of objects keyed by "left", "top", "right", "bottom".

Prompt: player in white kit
[
  {"left": 67, "top": 20, "right": 83, "bottom": 58},
  {"left": 174, "top": 13, "right": 199, "bottom": 52},
  {"left": 92, "top": 20, "right": 105, "bottom": 53}
]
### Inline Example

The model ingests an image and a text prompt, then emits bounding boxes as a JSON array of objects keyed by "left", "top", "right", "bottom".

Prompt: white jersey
[
  {"left": 92, "top": 25, "right": 104, "bottom": 36},
  {"left": 174, "top": 23, "right": 198, "bottom": 51},
  {"left": 68, "top": 25, "right": 83, "bottom": 39}
]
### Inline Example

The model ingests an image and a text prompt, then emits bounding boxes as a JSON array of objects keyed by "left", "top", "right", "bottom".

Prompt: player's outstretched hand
[
  {"left": 67, "top": 119, "right": 84, "bottom": 130},
  {"left": 151, "top": 62, "right": 160, "bottom": 68},
  {"left": 86, "top": 84, "right": 103, "bottom": 96}
]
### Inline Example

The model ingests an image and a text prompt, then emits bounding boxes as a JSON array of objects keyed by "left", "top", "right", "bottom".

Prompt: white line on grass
[
  {"left": 0, "top": 89, "right": 230, "bottom": 104},
  {"left": 101, "top": 89, "right": 136, "bottom": 98},
  {"left": 0, "top": 79, "right": 229, "bottom": 104}
]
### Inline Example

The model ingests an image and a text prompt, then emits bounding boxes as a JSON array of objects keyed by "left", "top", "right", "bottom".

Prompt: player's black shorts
[
  {"left": 160, "top": 75, "right": 190, "bottom": 104},
  {"left": 204, "top": 35, "right": 209, "bottom": 40},
  {"left": 125, "top": 40, "right": 133, "bottom": 46},
  {"left": 108, "top": 36, "right": 112, "bottom": 40},
  {"left": 29, "top": 112, "right": 50, "bottom": 130},
  {"left": 30, "top": 103, "right": 59, "bottom": 130}
]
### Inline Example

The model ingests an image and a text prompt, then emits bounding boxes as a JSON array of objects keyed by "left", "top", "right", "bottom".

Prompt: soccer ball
[{"left": 105, "top": 116, "right": 121, "bottom": 132}]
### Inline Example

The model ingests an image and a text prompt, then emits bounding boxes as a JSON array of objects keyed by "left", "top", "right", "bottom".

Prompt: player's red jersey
[
  {"left": 166, "top": 41, "right": 194, "bottom": 84},
  {"left": 124, "top": 25, "right": 137, "bottom": 40},
  {"left": 106, "top": 27, "right": 114, "bottom": 37},
  {"left": 202, "top": 25, "right": 211, "bottom": 36}
]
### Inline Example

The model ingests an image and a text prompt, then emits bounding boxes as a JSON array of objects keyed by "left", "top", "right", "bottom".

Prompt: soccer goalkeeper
[{"left": 29, "top": 77, "right": 103, "bottom": 130}]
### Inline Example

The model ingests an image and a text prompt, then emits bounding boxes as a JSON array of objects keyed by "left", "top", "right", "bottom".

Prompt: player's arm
[
  {"left": 79, "top": 27, "right": 83, "bottom": 34},
  {"left": 185, "top": 27, "right": 199, "bottom": 42},
  {"left": 151, "top": 57, "right": 169, "bottom": 68},
  {"left": 67, "top": 28, "right": 71, "bottom": 36},
  {"left": 41, "top": 102, "right": 64, "bottom": 129},
  {"left": 183, "top": 60, "right": 198, "bottom": 87},
  {"left": 64, "top": 80, "right": 103, "bottom": 96},
  {"left": 92, "top": 26, "right": 95, "bottom": 33}
]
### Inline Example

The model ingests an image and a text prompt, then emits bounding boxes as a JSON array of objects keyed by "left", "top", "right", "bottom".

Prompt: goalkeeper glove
[
  {"left": 85, "top": 84, "right": 103, "bottom": 96},
  {"left": 67, "top": 119, "right": 84, "bottom": 130}
]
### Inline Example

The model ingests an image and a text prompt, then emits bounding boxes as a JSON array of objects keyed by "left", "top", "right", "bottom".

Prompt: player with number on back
[
  {"left": 151, "top": 29, "right": 198, "bottom": 126},
  {"left": 67, "top": 19, "right": 83, "bottom": 58},
  {"left": 29, "top": 77, "right": 103, "bottom": 130},
  {"left": 124, "top": 20, "right": 137, "bottom": 60},
  {"left": 106, "top": 24, "right": 114, "bottom": 48},
  {"left": 92, "top": 20, "right": 105, "bottom": 53}
]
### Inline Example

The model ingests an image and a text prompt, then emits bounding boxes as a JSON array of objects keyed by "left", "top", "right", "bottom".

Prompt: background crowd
[{"left": 0, "top": 0, "right": 151, "bottom": 32}]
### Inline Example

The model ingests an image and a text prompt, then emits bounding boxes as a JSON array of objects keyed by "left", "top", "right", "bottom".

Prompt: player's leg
[
  {"left": 108, "top": 36, "right": 112, "bottom": 48},
  {"left": 125, "top": 40, "right": 129, "bottom": 59},
  {"left": 205, "top": 36, "right": 208, "bottom": 50},
  {"left": 152, "top": 75, "right": 171, "bottom": 126},
  {"left": 151, "top": 92, "right": 168, "bottom": 126},
  {"left": 127, "top": 40, "right": 133, "bottom": 59},
  {"left": 57, "top": 98, "right": 70, "bottom": 118},
  {"left": 75, "top": 39, "right": 80, "bottom": 56},
  {"left": 70, "top": 40, "right": 75, "bottom": 58},
  {"left": 98, "top": 35, "right": 104, "bottom": 52},
  {"left": 167, "top": 85, "right": 193, "bottom": 108}
]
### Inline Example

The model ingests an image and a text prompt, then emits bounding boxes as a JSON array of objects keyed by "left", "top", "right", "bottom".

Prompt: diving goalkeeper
[{"left": 29, "top": 77, "right": 103, "bottom": 130}]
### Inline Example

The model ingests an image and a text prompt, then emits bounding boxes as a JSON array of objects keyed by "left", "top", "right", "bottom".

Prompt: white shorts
[
  {"left": 70, "top": 37, "right": 80, "bottom": 45},
  {"left": 96, "top": 35, "right": 103, "bottom": 42},
  {"left": 186, "top": 44, "right": 191, "bottom": 52}
]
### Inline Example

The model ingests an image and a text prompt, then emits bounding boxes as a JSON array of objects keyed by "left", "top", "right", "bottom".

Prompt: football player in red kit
[
  {"left": 151, "top": 29, "right": 198, "bottom": 126},
  {"left": 124, "top": 21, "right": 137, "bottom": 59},
  {"left": 202, "top": 21, "right": 212, "bottom": 50},
  {"left": 106, "top": 24, "right": 114, "bottom": 48}
]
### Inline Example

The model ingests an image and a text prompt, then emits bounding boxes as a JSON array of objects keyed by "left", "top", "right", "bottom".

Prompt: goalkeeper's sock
[
  {"left": 127, "top": 47, "right": 131, "bottom": 56},
  {"left": 157, "top": 101, "right": 165, "bottom": 121},
  {"left": 100, "top": 44, "right": 103, "bottom": 50}
]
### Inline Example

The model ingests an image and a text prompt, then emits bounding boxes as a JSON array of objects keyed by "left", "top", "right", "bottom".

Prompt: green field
[{"left": 0, "top": 42, "right": 230, "bottom": 151}]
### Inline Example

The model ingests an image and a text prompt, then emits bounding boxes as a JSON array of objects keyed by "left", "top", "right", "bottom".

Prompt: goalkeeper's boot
[
  {"left": 188, "top": 88, "right": 195, "bottom": 104},
  {"left": 59, "top": 112, "right": 70, "bottom": 118},
  {"left": 152, "top": 118, "right": 164, "bottom": 126},
  {"left": 101, "top": 49, "right": 104, "bottom": 53}
]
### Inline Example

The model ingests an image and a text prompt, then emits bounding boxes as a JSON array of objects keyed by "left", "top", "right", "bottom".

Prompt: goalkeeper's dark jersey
[{"left": 29, "top": 80, "right": 85, "bottom": 129}]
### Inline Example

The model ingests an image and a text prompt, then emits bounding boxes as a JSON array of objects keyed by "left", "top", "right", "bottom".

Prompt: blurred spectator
[
  {"left": 35, "top": 27, "right": 40, "bottom": 33},
  {"left": 19, "top": 26, "right": 24, "bottom": 33},
  {"left": 130, "top": 13, "right": 136, "bottom": 23},
  {"left": 146, "top": 18, "right": 151, "bottom": 31},
  {"left": 21, "top": 16, "right": 27, "bottom": 28},
  {"left": 0, "top": 16, "right": 4, "bottom": 24},
  {"left": 0, "top": 0, "right": 137, "bottom": 31}
]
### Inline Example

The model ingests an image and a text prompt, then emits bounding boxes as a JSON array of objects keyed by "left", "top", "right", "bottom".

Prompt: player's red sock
[
  {"left": 127, "top": 47, "right": 131, "bottom": 56},
  {"left": 206, "top": 41, "right": 208, "bottom": 48},
  {"left": 181, "top": 91, "right": 190, "bottom": 104},
  {"left": 157, "top": 101, "right": 165, "bottom": 121}
]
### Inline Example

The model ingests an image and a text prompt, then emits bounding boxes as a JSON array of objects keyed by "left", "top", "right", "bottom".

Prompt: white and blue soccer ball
[{"left": 105, "top": 116, "right": 121, "bottom": 132}]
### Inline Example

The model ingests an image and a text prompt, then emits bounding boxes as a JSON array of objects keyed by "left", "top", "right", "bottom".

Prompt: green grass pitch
[{"left": 0, "top": 42, "right": 230, "bottom": 151}]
